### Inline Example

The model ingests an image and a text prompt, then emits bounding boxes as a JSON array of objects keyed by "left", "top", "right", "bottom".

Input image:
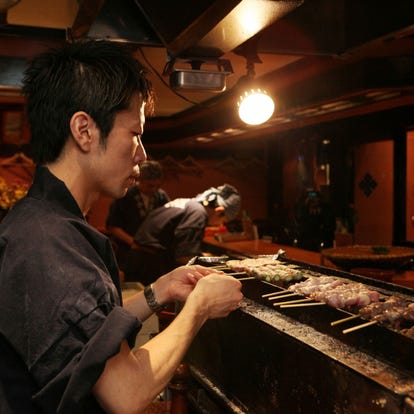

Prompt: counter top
[
  {"left": 202, "top": 236, "right": 414, "bottom": 289},
  {"left": 203, "top": 236, "right": 322, "bottom": 266}
]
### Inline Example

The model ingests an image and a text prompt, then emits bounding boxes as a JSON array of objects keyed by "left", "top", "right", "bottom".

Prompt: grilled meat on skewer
[
  {"left": 288, "top": 276, "right": 414, "bottom": 336},
  {"left": 226, "top": 258, "right": 304, "bottom": 283},
  {"left": 359, "top": 296, "right": 414, "bottom": 331},
  {"left": 287, "top": 276, "right": 380, "bottom": 311}
]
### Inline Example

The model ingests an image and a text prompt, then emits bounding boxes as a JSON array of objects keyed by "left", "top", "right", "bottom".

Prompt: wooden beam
[{"left": 70, "top": 0, "right": 105, "bottom": 40}]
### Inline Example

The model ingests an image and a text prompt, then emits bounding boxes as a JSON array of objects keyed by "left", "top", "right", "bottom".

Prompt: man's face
[
  {"left": 138, "top": 179, "right": 162, "bottom": 196},
  {"left": 93, "top": 94, "right": 147, "bottom": 199},
  {"left": 207, "top": 206, "right": 227, "bottom": 226}
]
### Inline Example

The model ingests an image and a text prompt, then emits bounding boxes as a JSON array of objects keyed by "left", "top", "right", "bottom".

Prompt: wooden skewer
[
  {"left": 225, "top": 271, "right": 247, "bottom": 276},
  {"left": 262, "top": 280, "right": 278, "bottom": 287},
  {"left": 236, "top": 276, "right": 256, "bottom": 281},
  {"left": 342, "top": 320, "right": 377, "bottom": 334},
  {"left": 280, "top": 301, "right": 325, "bottom": 308},
  {"left": 267, "top": 292, "right": 298, "bottom": 301},
  {"left": 274, "top": 297, "right": 314, "bottom": 306},
  {"left": 262, "top": 290, "right": 289, "bottom": 298},
  {"left": 331, "top": 314, "right": 360, "bottom": 326}
]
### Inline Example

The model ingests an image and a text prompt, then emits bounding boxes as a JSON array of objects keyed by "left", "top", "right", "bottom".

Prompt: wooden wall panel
[
  {"left": 406, "top": 130, "right": 414, "bottom": 242},
  {"left": 354, "top": 140, "right": 393, "bottom": 245}
]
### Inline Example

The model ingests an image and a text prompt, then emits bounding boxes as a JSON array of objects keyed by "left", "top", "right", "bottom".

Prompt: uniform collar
[{"left": 28, "top": 165, "right": 84, "bottom": 219}]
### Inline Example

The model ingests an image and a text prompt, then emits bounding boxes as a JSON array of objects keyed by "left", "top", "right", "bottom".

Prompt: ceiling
[{"left": 0, "top": 0, "right": 414, "bottom": 149}]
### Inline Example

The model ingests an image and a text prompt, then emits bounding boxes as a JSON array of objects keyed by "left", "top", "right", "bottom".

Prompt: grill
[{"left": 183, "top": 255, "right": 414, "bottom": 414}]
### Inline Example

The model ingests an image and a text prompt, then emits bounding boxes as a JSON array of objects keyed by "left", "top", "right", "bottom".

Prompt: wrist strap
[{"left": 144, "top": 284, "right": 165, "bottom": 313}]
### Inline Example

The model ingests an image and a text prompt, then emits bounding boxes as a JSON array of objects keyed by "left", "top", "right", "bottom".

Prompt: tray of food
[{"left": 321, "top": 245, "right": 414, "bottom": 269}]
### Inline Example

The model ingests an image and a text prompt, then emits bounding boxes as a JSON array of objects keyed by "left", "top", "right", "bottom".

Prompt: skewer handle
[
  {"left": 280, "top": 301, "right": 325, "bottom": 308},
  {"left": 274, "top": 297, "right": 314, "bottom": 306},
  {"left": 262, "top": 291, "right": 287, "bottom": 298},
  {"left": 342, "top": 320, "right": 377, "bottom": 334},
  {"left": 330, "top": 314, "right": 360, "bottom": 326},
  {"left": 267, "top": 292, "right": 298, "bottom": 301}
]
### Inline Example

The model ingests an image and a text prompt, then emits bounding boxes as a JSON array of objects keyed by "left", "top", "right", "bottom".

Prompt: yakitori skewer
[
  {"left": 267, "top": 292, "right": 298, "bottom": 301},
  {"left": 274, "top": 298, "right": 314, "bottom": 307},
  {"left": 342, "top": 320, "right": 377, "bottom": 334},
  {"left": 280, "top": 301, "right": 325, "bottom": 308},
  {"left": 210, "top": 265, "right": 228, "bottom": 269},
  {"left": 262, "top": 280, "right": 279, "bottom": 287},
  {"left": 331, "top": 314, "right": 360, "bottom": 326},
  {"left": 262, "top": 290, "right": 288, "bottom": 298}
]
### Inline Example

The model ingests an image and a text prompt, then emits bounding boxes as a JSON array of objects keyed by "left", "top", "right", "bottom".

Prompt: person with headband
[{"left": 126, "top": 184, "right": 242, "bottom": 284}]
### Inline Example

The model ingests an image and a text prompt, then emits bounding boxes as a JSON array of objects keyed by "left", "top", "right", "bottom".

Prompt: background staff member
[
  {"left": 106, "top": 160, "right": 169, "bottom": 273},
  {"left": 127, "top": 184, "right": 241, "bottom": 284},
  {"left": 0, "top": 39, "right": 243, "bottom": 414}
]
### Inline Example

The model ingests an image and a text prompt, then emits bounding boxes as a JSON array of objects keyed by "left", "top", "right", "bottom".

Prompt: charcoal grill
[{"left": 183, "top": 255, "right": 414, "bottom": 414}]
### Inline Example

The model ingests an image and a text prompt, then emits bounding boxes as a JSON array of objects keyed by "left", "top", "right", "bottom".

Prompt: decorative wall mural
[
  {"left": 215, "top": 156, "right": 267, "bottom": 178},
  {"left": 160, "top": 155, "right": 203, "bottom": 178},
  {"left": 160, "top": 155, "right": 267, "bottom": 180}
]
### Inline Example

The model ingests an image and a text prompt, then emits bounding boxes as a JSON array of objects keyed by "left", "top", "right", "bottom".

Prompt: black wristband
[{"left": 144, "top": 284, "right": 165, "bottom": 312}]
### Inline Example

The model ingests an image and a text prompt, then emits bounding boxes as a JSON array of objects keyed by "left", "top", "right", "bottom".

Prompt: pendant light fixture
[{"left": 237, "top": 54, "right": 275, "bottom": 125}]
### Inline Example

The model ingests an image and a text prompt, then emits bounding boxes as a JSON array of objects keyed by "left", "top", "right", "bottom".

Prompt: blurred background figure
[
  {"left": 106, "top": 160, "right": 170, "bottom": 274},
  {"left": 125, "top": 184, "right": 241, "bottom": 284},
  {"left": 294, "top": 188, "right": 335, "bottom": 251}
]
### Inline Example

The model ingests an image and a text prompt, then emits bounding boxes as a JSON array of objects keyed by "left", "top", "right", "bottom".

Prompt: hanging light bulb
[
  {"left": 238, "top": 88, "right": 275, "bottom": 125},
  {"left": 235, "top": 50, "right": 275, "bottom": 126}
]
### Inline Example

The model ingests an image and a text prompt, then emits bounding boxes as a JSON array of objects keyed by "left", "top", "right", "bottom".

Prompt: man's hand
[
  {"left": 187, "top": 273, "right": 243, "bottom": 320},
  {"left": 153, "top": 265, "right": 222, "bottom": 304}
]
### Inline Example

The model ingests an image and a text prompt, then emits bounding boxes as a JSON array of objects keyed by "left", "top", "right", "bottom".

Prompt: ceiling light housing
[
  {"left": 164, "top": 56, "right": 233, "bottom": 93},
  {"left": 170, "top": 69, "right": 227, "bottom": 92}
]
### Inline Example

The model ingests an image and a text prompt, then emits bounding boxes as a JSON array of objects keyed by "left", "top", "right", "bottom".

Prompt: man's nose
[{"left": 134, "top": 137, "right": 147, "bottom": 163}]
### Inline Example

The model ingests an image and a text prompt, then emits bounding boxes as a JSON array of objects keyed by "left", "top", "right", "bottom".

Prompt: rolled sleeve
[{"left": 33, "top": 307, "right": 141, "bottom": 414}]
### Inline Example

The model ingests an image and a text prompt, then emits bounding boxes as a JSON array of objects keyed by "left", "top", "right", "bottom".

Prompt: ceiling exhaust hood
[
  {"left": 70, "top": 0, "right": 304, "bottom": 95},
  {"left": 134, "top": 0, "right": 304, "bottom": 58},
  {"left": 132, "top": 0, "right": 303, "bottom": 94}
]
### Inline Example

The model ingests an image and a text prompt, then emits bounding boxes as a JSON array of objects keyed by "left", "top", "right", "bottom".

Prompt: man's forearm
[
  {"left": 133, "top": 296, "right": 206, "bottom": 395},
  {"left": 95, "top": 299, "right": 206, "bottom": 413},
  {"left": 95, "top": 272, "right": 241, "bottom": 412}
]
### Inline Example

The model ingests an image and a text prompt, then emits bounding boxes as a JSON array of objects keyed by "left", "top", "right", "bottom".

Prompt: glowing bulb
[{"left": 238, "top": 89, "right": 275, "bottom": 125}]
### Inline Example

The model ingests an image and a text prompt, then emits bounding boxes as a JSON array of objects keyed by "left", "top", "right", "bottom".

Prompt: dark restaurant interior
[{"left": 1, "top": 1, "right": 414, "bottom": 413}]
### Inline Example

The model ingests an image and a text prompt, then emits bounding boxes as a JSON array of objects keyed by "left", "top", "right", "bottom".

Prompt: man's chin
[{"left": 111, "top": 187, "right": 128, "bottom": 200}]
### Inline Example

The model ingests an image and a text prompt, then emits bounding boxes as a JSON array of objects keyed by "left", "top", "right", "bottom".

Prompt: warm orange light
[{"left": 238, "top": 88, "right": 275, "bottom": 125}]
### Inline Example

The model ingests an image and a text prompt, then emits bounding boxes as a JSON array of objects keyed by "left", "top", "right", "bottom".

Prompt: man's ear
[{"left": 70, "top": 111, "right": 95, "bottom": 152}]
